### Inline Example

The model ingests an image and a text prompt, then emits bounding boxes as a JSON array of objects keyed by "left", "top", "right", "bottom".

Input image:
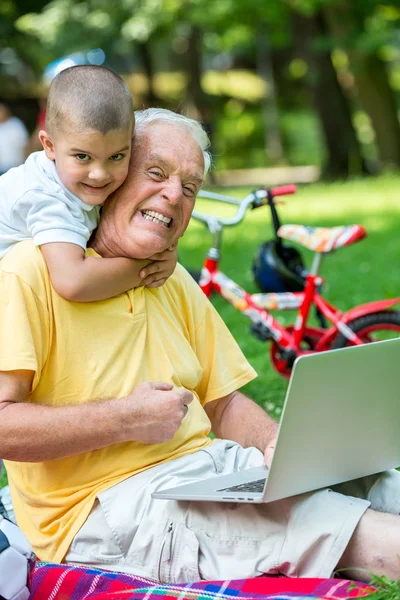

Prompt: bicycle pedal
[{"left": 250, "top": 322, "right": 273, "bottom": 341}]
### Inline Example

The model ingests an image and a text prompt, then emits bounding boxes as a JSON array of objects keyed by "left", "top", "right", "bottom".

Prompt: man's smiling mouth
[{"left": 142, "top": 210, "right": 172, "bottom": 228}]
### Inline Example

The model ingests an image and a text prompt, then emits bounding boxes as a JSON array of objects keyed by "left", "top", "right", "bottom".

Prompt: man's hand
[
  {"left": 205, "top": 391, "right": 279, "bottom": 464},
  {"left": 264, "top": 434, "right": 278, "bottom": 468},
  {"left": 118, "top": 382, "right": 193, "bottom": 444},
  {"left": 139, "top": 246, "right": 178, "bottom": 288},
  {"left": 0, "top": 374, "right": 193, "bottom": 461}
]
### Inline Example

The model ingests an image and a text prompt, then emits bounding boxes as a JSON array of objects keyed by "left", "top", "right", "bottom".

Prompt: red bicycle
[{"left": 191, "top": 185, "right": 400, "bottom": 378}]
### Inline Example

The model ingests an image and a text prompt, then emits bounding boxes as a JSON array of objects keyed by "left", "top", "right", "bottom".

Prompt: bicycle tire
[{"left": 332, "top": 310, "right": 400, "bottom": 349}]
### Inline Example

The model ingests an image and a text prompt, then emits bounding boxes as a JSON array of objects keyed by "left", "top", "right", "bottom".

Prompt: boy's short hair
[{"left": 45, "top": 65, "right": 134, "bottom": 137}]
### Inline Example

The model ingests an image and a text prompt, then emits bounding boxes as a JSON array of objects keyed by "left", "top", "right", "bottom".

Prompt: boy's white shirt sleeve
[{"left": 11, "top": 189, "right": 100, "bottom": 250}]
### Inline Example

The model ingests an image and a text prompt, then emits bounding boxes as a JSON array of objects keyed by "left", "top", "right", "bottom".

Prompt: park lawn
[
  {"left": 179, "top": 173, "right": 400, "bottom": 416},
  {"left": 1, "top": 174, "right": 399, "bottom": 492},
  {"left": 0, "top": 468, "right": 6, "bottom": 489}
]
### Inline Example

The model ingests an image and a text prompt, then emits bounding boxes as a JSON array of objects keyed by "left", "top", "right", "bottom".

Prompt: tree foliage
[{"left": 1, "top": 0, "right": 400, "bottom": 175}]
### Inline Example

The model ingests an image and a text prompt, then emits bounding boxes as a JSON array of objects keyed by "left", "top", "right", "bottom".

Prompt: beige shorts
[{"left": 65, "top": 440, "right": 400, "bottom": 583}]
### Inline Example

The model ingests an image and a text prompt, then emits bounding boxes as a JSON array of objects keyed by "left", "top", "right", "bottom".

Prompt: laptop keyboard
[{"left": 217, "top": 478, "right": 266, "bottom": 493}]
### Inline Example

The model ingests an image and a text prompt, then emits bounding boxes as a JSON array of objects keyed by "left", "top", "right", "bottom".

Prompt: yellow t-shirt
[{"left": 0, "top": 241, "right": 257, "bottom": 563}]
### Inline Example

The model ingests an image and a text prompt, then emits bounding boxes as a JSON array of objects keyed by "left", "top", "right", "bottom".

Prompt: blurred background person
[{"left": 0, "top": 102, "right": 29, "bottom": 175}]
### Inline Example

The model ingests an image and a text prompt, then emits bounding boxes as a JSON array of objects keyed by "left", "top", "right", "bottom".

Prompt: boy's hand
[{"left": 140, "top": 246, "right": 178, "bottom": 288}]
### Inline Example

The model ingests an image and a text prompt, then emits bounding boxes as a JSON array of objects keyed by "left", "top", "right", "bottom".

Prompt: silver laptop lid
[{"left": 264, "top": 338, "right": 400, "bottom": 502}]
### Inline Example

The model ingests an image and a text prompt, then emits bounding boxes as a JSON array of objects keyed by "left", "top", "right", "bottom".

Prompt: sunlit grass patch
[
  {"left": 0, "top": 467, "right": 7, "bottom": 489},
  {"left": 353, "top": 573, "right": 400, "bottom": 600}
]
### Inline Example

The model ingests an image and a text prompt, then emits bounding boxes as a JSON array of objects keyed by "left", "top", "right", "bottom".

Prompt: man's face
[
  {"left": 39, "top": 126, "right": 132, "bottom": 206},
  {"left": 98, "top": 122, "right": 205, "bottom": 259}
]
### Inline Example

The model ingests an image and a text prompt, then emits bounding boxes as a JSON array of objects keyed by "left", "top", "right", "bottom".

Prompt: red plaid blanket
[{"left": 30, "top": 562, "right": 375, "bottom": 600}]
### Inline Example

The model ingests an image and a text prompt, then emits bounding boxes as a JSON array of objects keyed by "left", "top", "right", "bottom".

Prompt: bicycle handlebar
[
  {"left": 269, "top": 184, "right": 297, "bottom": 198},
  {"left": 192, "top": 184, "right": 296, "bottom": 230},
  {"left": 194, "top": 189, "right": 241, "bottom": 206}
]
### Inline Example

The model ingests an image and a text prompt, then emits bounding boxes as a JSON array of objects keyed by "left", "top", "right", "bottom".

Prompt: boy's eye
[
  {"left": 110, "top": 153, "right": 124, "bottom": 161},
  {"left": 76, "top": 154, "right": 90, "bottom": 161}
]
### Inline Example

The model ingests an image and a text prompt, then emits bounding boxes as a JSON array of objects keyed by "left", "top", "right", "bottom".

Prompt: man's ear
[{"left": 38, "top": 130, "right": 56, "bottom": 160}]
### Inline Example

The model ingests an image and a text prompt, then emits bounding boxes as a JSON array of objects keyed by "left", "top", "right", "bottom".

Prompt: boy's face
[{"left": 39, "top": 126, "right": 133, "bottom": 206}]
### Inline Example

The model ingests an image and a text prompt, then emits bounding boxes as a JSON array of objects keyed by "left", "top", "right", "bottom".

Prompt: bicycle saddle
[{"left": 277, "top": 224, "right": 366, "bottom": 253}]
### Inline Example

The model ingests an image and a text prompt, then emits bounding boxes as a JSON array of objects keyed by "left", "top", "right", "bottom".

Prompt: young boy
[{"left": 0, "top": 65, "right": 177, "bottom": 301}]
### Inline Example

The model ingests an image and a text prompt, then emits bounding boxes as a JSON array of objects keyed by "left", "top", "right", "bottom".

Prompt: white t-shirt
[
  {"left": 0, "top": 116, "right": 29, "bottom": 173},
  {"left": 0, "top": 151, "right": 100, "bottom": 259}
]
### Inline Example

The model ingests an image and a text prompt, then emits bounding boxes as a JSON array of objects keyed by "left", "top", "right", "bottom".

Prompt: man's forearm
[
  {"left": 210, "top": 391, "right": 279, "bottom": 454},
  {"left": 0, "top": 399, "right": 124, "bottom": 462}
]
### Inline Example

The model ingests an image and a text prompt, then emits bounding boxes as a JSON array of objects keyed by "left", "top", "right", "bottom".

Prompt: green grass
[
  {"left": 179, "top": 173, "right": 400, "bottom": 414},
  {"left": 358, "top": 573, "right": 400, "bottom": 600},
  {"left": 0, "top": 467, "right": 7, "bottom": 489}
]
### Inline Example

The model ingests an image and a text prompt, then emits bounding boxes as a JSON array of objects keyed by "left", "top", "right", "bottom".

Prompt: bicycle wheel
[
  {"left": 270, "top": 325, "right": 325, "bottom": 378},
  {"left": 332, "top": 310, "right": 400, "bottom": 349}
]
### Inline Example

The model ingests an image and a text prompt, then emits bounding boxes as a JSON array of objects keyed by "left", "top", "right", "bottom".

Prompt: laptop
[{"left": 152, "top": 337, "right": 400, "bottom": 504}]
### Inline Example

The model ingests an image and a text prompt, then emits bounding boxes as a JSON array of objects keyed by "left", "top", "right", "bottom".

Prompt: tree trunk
[
  {"left": 137, "top": 41, "right": 160, "bottom": 106},
  {"left": 293, "top": 10, "right": 369, "bottom": 178},
  {"left": 323, "top": 1, "right": 400, "bottom": 169},
  {"left": 183, "top": 24, "right": 216, "bottom": 180},
  {"left": 256, "top": 26, "right": 284, "bottom": 165},
  {"left": 347, "top": 53, "right": 400, "bottom": 168},
  {"left": 184, "top": 26, "right": 212, "bottom": 128}
]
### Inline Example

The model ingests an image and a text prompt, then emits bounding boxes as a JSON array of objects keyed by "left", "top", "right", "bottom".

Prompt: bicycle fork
[{"left": 200, "top": 257, "right": 301, "bottom": 358}]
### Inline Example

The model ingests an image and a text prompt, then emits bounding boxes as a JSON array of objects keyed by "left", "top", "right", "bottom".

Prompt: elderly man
[{"left": 0, "top": 109, "right": 399, "bottom": 583}]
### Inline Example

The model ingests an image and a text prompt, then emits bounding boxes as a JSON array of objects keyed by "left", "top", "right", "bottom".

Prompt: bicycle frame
[
  {"left": 201, "top": 257, "right": 345, "bottom": 349},
  {"left": 194, "top": 187, "right": 400, "bottom": 376},
  {"left": 200, "top": 255, "right": 400, "bottom": 349}
]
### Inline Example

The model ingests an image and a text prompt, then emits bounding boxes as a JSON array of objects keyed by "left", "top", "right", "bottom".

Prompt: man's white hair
[{"left": 134, "top": 108, "right": 212, "bottom": 175}]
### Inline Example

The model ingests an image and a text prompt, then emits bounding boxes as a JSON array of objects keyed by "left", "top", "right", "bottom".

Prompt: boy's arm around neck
[{"left": 41, "top": 242, "right": 161, "bottom": 301}]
